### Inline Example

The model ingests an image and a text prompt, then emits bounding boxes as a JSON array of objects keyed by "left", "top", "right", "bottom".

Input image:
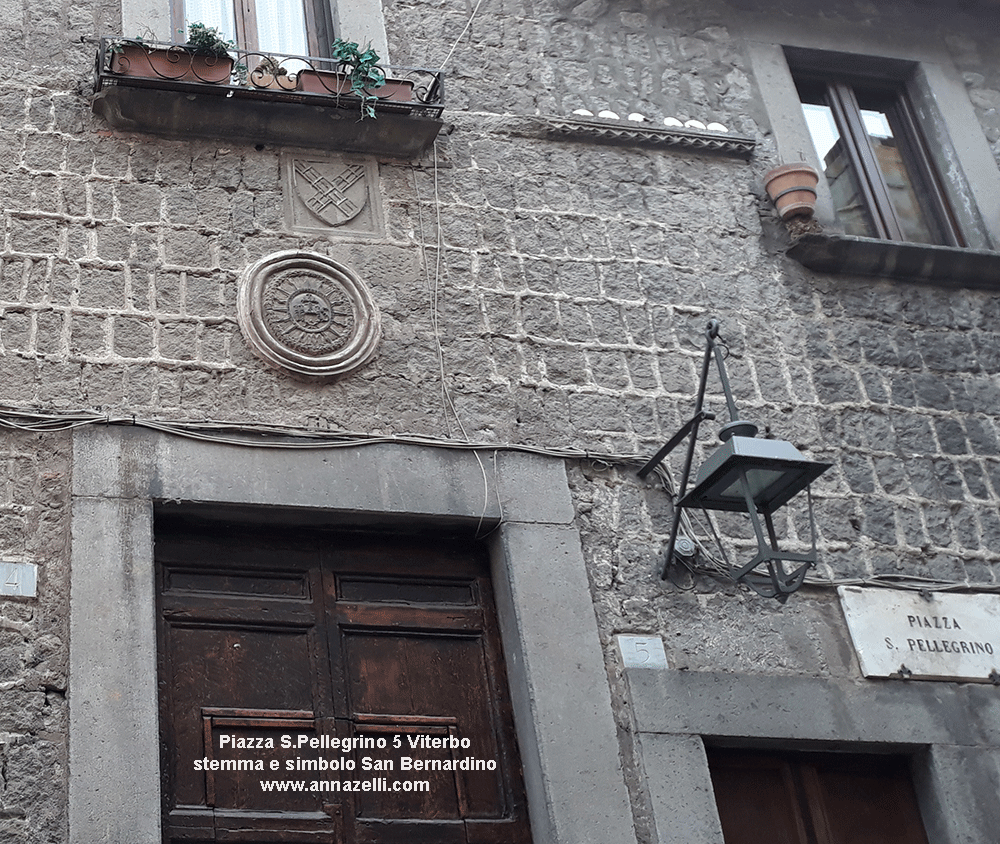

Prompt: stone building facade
[{"left": 1, "top": 0, "right": 1000, "bottom": 841}]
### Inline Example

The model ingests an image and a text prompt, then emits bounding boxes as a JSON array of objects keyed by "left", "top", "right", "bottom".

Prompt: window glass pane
[
  {"left": 183, "top": 0, "right": 236, "bottom": 43},
  {"left": 800, "top": 100, "right": 877, "bottom": 238},
  {"left": 858, "top": 101, "right": 937, "bottom": 244},
  {"left": 256, "top": 0, "right": 308, "bottom": 55},
  {"left": 802, "top": 101, "right": 839, "bottom": 161},
  {"left": 792, "top": 65, "right": 958, "bottom": 247}
]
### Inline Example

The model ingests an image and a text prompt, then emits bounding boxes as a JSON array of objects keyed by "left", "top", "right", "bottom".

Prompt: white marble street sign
[{"left": 838, "top": 586, "right": 1000, "bottom": 683}]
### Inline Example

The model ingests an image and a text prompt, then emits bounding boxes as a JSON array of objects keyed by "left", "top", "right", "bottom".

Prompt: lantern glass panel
[{"left": 718, "top": 468, "right": 789, "bottom": 505}]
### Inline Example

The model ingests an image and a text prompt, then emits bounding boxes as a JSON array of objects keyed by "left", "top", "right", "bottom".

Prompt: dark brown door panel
[{"left": 156, "top": 521, "right": 530, "bottom": 844}]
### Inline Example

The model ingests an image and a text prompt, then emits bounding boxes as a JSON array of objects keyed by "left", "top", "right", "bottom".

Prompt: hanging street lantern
[{"left": 638, "top": 319, "right": 832, "bottom": 602}]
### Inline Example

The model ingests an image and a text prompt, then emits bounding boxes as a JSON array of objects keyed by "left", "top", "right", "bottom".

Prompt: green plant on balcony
[
  {"left": 297, "top": 37, "right": 415, "bottom": 116},
  {"left": 185, "top": 23, "right": 247, "bottom": 82},
  {"left": 184, "top": 22, "right": 235, "bottom": 57},
  {"left": 108, "top": 23, "right": 244, "bottom": 84},
  {"left": 330, "top": 38, "right": 387, "bottom": 118}
]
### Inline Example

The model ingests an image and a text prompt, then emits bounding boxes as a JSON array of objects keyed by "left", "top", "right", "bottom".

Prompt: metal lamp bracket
[{"left": 638, "top": 319, "right": 824, "bottom": 602}]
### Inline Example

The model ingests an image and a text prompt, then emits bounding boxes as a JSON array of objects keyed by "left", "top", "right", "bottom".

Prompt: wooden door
[
  {"left": 156, "top": 517, "right": 531, "bottom": 844},
  {"left": 707, "top": 748, "right": 931, "bottom": 844}
]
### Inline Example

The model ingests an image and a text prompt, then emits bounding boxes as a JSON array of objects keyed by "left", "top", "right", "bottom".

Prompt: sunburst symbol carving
[
  {"left": 262, "top": 270, "right": 357, "bottom": 355},
  {"left": 237, "top": 251, "right": 381, "bottom": 377}
]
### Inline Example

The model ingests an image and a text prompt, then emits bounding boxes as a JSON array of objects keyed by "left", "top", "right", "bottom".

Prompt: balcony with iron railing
[{"left": 93, "top": 38, "right": 446, "bottom": 157}]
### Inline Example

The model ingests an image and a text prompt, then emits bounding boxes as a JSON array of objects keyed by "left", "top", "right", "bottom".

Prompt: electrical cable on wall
[
  {"left": 439, "top": 0, "right": 490, "bottom": 71},
  {"left": 413, "top": 143, "right": 497, "bottom": 535},
  {"left": 0, "top": 403, "right": 996, "bottom": 596}
]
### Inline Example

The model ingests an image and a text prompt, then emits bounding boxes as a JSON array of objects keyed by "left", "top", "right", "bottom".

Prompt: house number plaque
[
  {"left": 0, "top": 562, "right": 37, "bottom": 597},
  {"left": 617, "top": 634, "right": 669, "bottom": 669},
  {"left": 838, "top": 586, "right": 1000, "bottom": 683}
]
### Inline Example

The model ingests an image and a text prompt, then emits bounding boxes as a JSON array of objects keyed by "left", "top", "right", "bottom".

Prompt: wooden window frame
[
  {"left": 170, "top": 0, "right": 334, "bottom": 57},
  {"left": 795, "top": 72, "right": 964, "bottom": 247}
]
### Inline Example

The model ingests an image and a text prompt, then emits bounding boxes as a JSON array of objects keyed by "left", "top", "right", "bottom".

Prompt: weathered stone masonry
[
  {"left": 0, "top": 432, "right": 69, "bottom": 843},
  {"left": 3, "top": 0, "right": 1000, "bottom": 840}
]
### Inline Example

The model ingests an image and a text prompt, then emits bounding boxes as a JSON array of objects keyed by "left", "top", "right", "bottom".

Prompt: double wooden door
[{"left": 156, "top": 517, "right": 531, "bottom": 843}]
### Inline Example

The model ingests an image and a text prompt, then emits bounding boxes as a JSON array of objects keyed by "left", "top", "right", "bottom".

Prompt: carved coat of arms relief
[{"left": 284, "top": 156, "right": 384, "bottom": 236}]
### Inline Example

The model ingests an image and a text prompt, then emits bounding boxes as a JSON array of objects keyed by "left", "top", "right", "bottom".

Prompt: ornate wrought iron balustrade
[{"left": 93, "top": 37, "right": 445, "bottom": 117}]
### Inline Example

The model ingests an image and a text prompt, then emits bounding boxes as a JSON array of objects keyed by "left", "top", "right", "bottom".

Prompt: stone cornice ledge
[
  {"left": 787, "top": 233, "right": 1000, "bottom": 289},
  {"left": 496, "top": 114, "right": 758, "bottom": 158}
]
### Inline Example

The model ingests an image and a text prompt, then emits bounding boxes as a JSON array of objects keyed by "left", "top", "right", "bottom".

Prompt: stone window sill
[{"left": 786, "top": 233, "right": 1000, "bottom": 289}]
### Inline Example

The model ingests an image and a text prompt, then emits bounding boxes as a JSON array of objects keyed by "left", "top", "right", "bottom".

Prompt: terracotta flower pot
[
  {"left": 247, "top": 68, "right": 301, "bottom": 91},
  {"left": 764, "top": 163, "right": 820, "bottom": 220},
  {"left": 297, "top": 69, "right": 414, "bottom": 103},
  {"left": 110, "top": 43, "right": 234, "bottom": 85}
]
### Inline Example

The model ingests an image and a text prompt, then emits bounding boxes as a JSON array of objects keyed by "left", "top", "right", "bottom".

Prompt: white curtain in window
[
  {"left": 256, "top": 0, "right": 308, "bottom": 55},
  {"left": 184, "top": 0, "right": 237, "bottom": 43}
]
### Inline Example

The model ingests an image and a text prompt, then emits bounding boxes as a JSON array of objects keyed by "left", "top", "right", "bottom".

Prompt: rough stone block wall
[
  {"left": 387, "top": 0, "right": 759, "bottom": 132},
  {"left": 2, "top": 0, "right": 1000, "bottom": 839},
  {"left": 0, "top": 432, "right": 69, "bottom": 843},
  {"left": 383, "top": 0, "right": 1000, "bottom": 607},
  {"left": 1, "top": 87, "right": 766, "bottom": 442},
  {"left": 388, "top": 1, "right": 1000, "bottom": 837}
]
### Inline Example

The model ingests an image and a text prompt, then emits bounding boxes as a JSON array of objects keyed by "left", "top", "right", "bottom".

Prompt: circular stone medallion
[{"left": 237, "top": 251, "right": 381, "bottom": 376}]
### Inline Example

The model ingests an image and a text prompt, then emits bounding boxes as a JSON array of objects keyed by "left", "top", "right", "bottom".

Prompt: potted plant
[
  {"left": 298, "top": 39, "right": 414, "bottom": 118},
  {"left": 764, "top": 163, "right": 820, "bottom": 221},
  {"left": 247, "top": 56, "right": 300, "bottom": 91},
  {"left": 110, "top": 23, "right": 237, "bottom": 85}
]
